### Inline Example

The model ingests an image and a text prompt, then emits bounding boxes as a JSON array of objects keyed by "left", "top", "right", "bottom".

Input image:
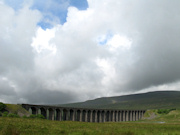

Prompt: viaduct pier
[{"left": 22, "top": 104, "right": 146, "bottom": 122}]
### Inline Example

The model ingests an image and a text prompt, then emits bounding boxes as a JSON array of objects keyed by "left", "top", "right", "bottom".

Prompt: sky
[{"left": 0, "top": 0, "right": 180, "bottom": 104}]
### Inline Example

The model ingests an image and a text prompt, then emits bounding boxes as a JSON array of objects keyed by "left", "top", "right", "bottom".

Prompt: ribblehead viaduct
[{"left": 22, "top": 104, "right": 146, "bottom": 122}]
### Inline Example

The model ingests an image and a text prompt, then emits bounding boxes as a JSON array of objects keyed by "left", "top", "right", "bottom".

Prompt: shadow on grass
[{"left": 1, "top": 124, "right": 20, "bottom": 135}]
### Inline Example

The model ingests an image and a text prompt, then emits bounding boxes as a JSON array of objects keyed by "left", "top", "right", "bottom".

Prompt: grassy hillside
[
  {"left": 5, "top": 104, "right": 30, "bottom": 117},
  {"left": 60, "top": 91, "right": 180, "bottom": 109},
  {"left": 143, "top": 109, "right": 180, "bottom": 123}
]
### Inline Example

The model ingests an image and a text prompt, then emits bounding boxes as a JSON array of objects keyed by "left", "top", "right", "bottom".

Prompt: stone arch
[
  {"left": 121, "top": 111, "right": 124, "bottom": 121},
  {"left": 70, "top": 109, "right": 74, "bottom": 121},
  {"left": 110, "top": 111, "right": 114, "bottom": 121},
  {"left": 40, "top": 107, "right": 46, "bottom": 119},
  {"left": 131, "top": 111, "right": 134, "bottom": 121},
  {"left": 48, "top": 108, "right": 54, "bottom": 120},
  {"left": 63, "top": 109, "right": 68, "bottom": 121},
  {"left": 114, "top": 111, "right": 117, "bottom": 122},
  {"left": 97, "top": 110, "right": 101, "bottom": 122},
  {"left": 106, "top": 111, "right": 110, "bottom": 122},
  {"left": 138, "top": 111, "right": 140, "bottom": 119},
  {"left": 125, "top": 111, "right": 128, "bottom": 121},
  {"left": 87, "top": 110, "right": 91, "bottom": 122},
  {"left": 92, "top": 110, "right": 96, "bottom": 122},
  {"left": 101, "top": 110, "right": 105, "bottom": 122},
  {"left": 135, "top": 111, "right": 137, "bottom": 121},
  {"left": 30, "top": 107, "right": 37, "bottom": 115},
  {"left": 82, "top": 110, "right": 86, "bottom": 122},
  {"left": 118, "top": 111, "right": 121, "bottom": 121},
  {"left": 56, "top": 109, "right": 61, "bottom": 121},
  {"left": 128, "top": 111, "right": 131, "bottom": 121},
  {"left": 77, "top": 110, "right": 81, "bottom": 121}
]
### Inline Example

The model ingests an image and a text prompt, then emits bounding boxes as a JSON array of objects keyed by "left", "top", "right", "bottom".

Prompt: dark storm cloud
[
  {"left": 0, "top": 78, "right": 16, "bottom": 95},
  {"left": 119, "top": 0, "right": 180, "bottom": 91},
  {"left": 21, "top": 89, "right": 77, "bottom": 104}
]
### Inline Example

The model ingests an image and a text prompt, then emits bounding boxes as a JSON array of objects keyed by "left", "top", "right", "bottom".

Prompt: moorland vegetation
[{"left": 0, "top": 102, "right": 180, "bottom": 135}]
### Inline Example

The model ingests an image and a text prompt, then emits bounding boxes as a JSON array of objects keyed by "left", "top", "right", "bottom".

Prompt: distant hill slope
[
  {"left": 5, "top": 104, "right": 30, "bottom": 117},
  {"left": 59, "top": 91, "right": 180, "bottom": 110}
]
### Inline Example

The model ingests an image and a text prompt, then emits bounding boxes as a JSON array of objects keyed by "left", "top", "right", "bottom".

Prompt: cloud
[{"left": 0, "top": 0, "right": 180, "bottom": 104}]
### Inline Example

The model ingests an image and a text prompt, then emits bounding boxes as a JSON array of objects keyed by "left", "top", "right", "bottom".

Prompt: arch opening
[
  {"left": 87, "top": 110, "right": 91, "bottom": 122},
  {"left": 48, "top": 108, "right": 54, "bottom": 120},
  {"left": 106, "top": 111, "right": 110, "bottom": 122},
  {"left": 77, "top": 110, "right": 81, "bottom": 121},
  {"left": 40, "top": 108, "right": 46, "bottom": 119},
  {"left": 56, "top": 109, "right": 61, "bottom": 121},
  {"left": 70, "top": 109, "right": 74, "bottom": 121},
  {"left": 92, "top": 110, "right": 96, "bottom": 122},
  {"left": 63, "top": 109, "right": 68, "bottom": 121}
]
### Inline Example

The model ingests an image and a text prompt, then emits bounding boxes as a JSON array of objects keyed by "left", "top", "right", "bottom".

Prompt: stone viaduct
[{"left": 22, "top": 104, "right": 146, "bottom": 122}]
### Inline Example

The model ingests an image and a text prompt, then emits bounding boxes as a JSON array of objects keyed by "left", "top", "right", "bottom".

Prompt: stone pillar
[
  {"left": 112, "top": 111, "right": 115, "bottom": 122},
  {"left": 136, "top": 111, "right": 139, "bottom": 121},
  {"left": 120, "top": 111, "right": 123, "bottom": 121},
  {"left": 103, "top": 111, "right": 106, "bottom": 122},
  {"left": 139, "top": 111, "right": 142, "bottom": 119},
  {"left": 85, "top": 111, "right": 88, "bottom": 122},
  {"left": 133, "top": 111, "right": 135, "bottom": 121},
  {"left": 80, "top": 111, "right": 82, "bottom": 122},
  {"left": 109, "top": 112, "right": 111, "bottom": 121},
  {"left": 59, "top": 110, "right": 62, "bottom": 121},
  {"left": 95, "top": 111, "right": 97, "bottom": 122},
  {"left": 46, "top": 109, "right": 49, "bottom": 120},
  {"left": 52, "top": 109, "right": 55, "bottom": 120},
  {"left": 129, "top": 111, "right": 132, "bottom": 121},
  {"left": 72, "top": 110, "right": 75, "bottom": 121},
  {"left": 114, "top": 111, "right": 116, "bottom": 122},
  {"left": 28, "top": 108, "right": 31, "bottom": 114},
  {"left": 116, "top": 112, "right": 118, "bottom": 122},
  {"left": 123, "top": 111, "right": 126, "bottom": 121},
  {"left": 118, "top": 111, "right": 121, "bottom": 121},
  {"left": 65, "top": 110, "right": 69, "bottom": 121},
  {"left": 90, "top": 111, "right": 93, "bottom": 122},
  {"left": 37, "top": 108, "right": 40, "bottom": 114},
  {"left": 139, "top": 111, "right": 141, "bottom": 120},
  {"left": 138, "top": 111, "right": 140, "bottom": 120},
  {"left": 126, "top": 111, "right": 129, "bottom": 121},
  {"left": 141, "top": 111, "right": 143, "bottom": 119}
]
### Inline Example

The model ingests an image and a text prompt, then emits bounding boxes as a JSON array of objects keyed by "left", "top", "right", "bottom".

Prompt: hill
[
  {"left": 4, "top": 104, "right": 30, "bottom": 117},
  {"left": 59, "top": 91, "right": 180, "bottom": 110}
]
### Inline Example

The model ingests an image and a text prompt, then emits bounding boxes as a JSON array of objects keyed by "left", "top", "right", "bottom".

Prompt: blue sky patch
[
  {"left": 4, "top": 0, "right": 24, "bottom": 10},
  {"left": 4, "top": 0, "right": 88, "bottom": 30},
  {"left": 98, "top": 32, "right": 113, "bottom": 46}
]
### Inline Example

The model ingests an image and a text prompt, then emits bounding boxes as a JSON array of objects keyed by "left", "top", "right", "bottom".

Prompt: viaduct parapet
[{"left": 22, "top": 104, "right": 146, "bottom": 122}]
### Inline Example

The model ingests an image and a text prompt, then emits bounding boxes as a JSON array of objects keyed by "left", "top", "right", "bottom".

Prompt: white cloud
[
  {"left": 31, "top": 27, "right": 57, "bottom": 54},
  {"left": 1, "top": 0, "right": 180, "bottom": 104},
  {"left": 107, "top": 34, "right": 132, "bottom": 51}
]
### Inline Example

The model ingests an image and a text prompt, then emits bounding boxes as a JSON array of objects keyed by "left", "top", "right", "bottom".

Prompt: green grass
[
  {"left": 142, "top": 109, "right": 180, "bottom": 124},
  {"left": 5, "top": 104, "right": 30, "bottom": 116},
  {"left": 0, "top": 117, "right": 180, "bottom": 135},
  {"left": 1, "top": 104, "right": 180, "bottom": 134}
]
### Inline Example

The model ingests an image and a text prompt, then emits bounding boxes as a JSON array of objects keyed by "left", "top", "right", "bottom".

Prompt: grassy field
[{"left": 0, "top": 116, "right": 180, "bottom": 135}]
